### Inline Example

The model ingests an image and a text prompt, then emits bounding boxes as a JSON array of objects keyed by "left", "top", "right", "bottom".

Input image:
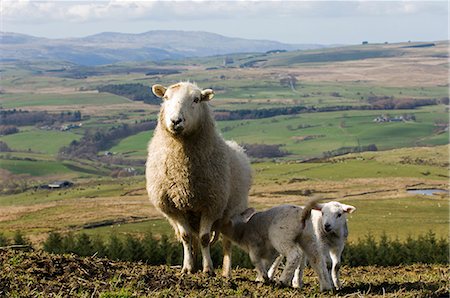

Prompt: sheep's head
[
  {"left": 152, "top": 82, "right": 214, "bottom": 136},
  {"left": 314, "top": 201, "right": 356, "bottom": 233}
]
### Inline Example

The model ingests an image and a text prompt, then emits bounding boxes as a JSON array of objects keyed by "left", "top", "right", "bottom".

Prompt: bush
[{"left": 41, "top": 230, "right": 448, "bottom": 267}]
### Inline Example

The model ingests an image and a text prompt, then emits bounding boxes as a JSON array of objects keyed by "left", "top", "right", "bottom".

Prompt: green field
[
  {"left": 0, "top": 92, "right": 130, "bottom": 108},
  {"left": 0, "top": 129, "right": 81, "bottom": 154},
  {"left": 109, "top": 130, "right": 153, "bottom": 158}
]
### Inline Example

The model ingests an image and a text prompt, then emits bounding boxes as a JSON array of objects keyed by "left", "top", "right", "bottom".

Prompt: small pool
[{"left": 407, "top": 189, "right": 448, "bottom": 196}]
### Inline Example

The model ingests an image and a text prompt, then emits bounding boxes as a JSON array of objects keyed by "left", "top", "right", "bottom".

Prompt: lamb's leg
[
  {"left": 301, "top": 241, "right": 332, "bottom": 291},
  {"left": 199, "top": 216, "right": 215, "bottom": 275},
  {"left": 222, "top": 237, "right": 232, "bottom": 278},
  {"left": 330, "top": 246, "right": 344, "bottom": 289},
  {"left": 177, "top": 223, "right": 195, "bottom": 274},
  {"left": 268, "top": 254, "right": 283, "bottom": 281},
  {"left": 292, "top": 251, "right": 306, "bottom": 288},
  {"left": 279, "top": 247, "right": 301, "bottom": 287},
  {"left": 249, "top": 250, "right": 268, "bottom": 282}
]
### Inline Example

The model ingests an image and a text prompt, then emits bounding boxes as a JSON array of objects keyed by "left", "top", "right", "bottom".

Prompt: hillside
[
  {"left": 0, "top": 31, "right": 324, "bottom": 65},
  {"left": 0, "top": 249, "right": 447, "bottom": 297}
]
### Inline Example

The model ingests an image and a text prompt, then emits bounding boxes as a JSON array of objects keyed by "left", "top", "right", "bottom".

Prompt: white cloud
[{"left": 1, "top": 0, "right": 447, "bottom": 24}]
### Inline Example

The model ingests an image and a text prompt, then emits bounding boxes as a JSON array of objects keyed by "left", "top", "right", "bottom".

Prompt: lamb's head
[
  {"left": 152, "top": 82, "right": 214, "bottom": 136},
  {"left": 315, "top": 201, "right": 356, "bottom": 233},
  {"left": 221, "top": 208, "right": 255, "bottom": 236}
]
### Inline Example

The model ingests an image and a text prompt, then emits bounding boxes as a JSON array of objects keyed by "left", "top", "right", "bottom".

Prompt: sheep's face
[
  {"left": 317, "top": 202, "right": 356, "bottom": 233},
  {"left": 152, "top": 82, "right": 214, "bottom": 136}
]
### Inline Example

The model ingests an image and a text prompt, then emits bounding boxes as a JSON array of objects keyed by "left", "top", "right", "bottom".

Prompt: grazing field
[{"left": 0, "top": 129, "right": 81, "bottom": 155}]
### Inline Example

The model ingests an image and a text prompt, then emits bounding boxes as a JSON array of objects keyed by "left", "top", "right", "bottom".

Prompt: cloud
[{"left": 1, "top": 0, "right": 447, "bottom": 24}]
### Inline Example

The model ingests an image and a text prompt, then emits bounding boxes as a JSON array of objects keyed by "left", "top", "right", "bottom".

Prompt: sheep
[
  {"left": 146, "top": 82, "right": 252, "bottom": 277},
  {"left": 220, "top": 198, "right": 333, "bottom": 292},
  {"left": 269, "top": 201, "right": 356, "bottom": 289}
]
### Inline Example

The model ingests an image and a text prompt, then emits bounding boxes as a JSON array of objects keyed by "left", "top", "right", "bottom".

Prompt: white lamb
[
  {"left": 269, "top": 201, "right": 356, "bottom": 289},
  {"left": 220, "top": 199, "right": 333, "bottom": 292},
  {"left": 146, "top": 82, "right": 252, "bottom": 277}
]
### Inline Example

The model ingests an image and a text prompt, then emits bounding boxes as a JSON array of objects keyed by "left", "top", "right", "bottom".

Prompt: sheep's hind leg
[{"left": 199, "top": 216, "right": 215, "bottom": 275}]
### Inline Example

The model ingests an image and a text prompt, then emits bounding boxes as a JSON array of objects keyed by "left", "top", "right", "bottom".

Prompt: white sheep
[
  {"left": 269, "top": 201, "right": 356, "bottom": 289},
  {"left": 220, "top": 199, "right": 333, "bottom": 292},
  {"left": 146, "top": 82, "right": 252, "bottom": 276}
]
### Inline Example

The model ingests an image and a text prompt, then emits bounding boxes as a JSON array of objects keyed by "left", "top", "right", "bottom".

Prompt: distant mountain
[{"left": 0, "top": 31, "right": 325, "bottom": 66}]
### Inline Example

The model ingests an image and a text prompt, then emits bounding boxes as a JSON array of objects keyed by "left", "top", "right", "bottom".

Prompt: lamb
[
  {"left": 146, "top": 82, "right": 252, "bottom": 277},
  {"left": 220, "top": 199, "right": 333, "bottom": 292},
  {"left": 269, "top": 201, "right": 356, "bottom": 289}
]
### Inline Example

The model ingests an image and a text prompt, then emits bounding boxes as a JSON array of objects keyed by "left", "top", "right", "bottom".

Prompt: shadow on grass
[{"left": 339, "top": 281, "right": 448, "bottom": 297}]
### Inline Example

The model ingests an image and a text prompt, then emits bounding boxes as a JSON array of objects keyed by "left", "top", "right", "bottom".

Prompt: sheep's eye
[
  {"left": 193, "top": 97, "right": 200, "bottom": 103},
  {"left": 337, "top": 213, "right": 342, "bottom": 218}
]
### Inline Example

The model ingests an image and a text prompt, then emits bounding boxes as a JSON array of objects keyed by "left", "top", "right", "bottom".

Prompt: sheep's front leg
[
  {"left": 177, "top": 223, "right": 195, "bottom": 274},
  {"left": 330, "top": 246, "right": 344, "bottom": 289},
  {"left": 199, "top": 216, "right": 215, "bottom": 275},
  {"left": 279, "top": 247, "right": 301, "bottom": 287},
  {"left": 222, "top": 237, "right": 232, "bottom": 278}
]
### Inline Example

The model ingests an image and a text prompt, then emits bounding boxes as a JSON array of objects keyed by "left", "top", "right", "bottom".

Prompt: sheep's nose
[
  {"left": 171, "top": 117, "right": 183, "bottom": 126},
  {"left": 324, "top": 223, "right": 331, "bottom": 232}
]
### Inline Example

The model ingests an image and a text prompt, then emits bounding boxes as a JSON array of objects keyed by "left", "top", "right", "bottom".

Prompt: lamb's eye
[
  {"left": 193, "top": 97, "right": 200, "bottom": 103},
  {"left": 337, "top": 213, "right": 342, "bottom": 218}
]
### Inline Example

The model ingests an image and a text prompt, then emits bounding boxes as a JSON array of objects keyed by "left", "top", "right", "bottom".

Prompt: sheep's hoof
[
  {"left": 202, "top": 268, "right": 215, "bottom": 276},
  {"left": 222, "top": 271, "right": 232, "bottom": 279},
  {"left": 181, "top": 267, "right": 195, "bottom": 274}
]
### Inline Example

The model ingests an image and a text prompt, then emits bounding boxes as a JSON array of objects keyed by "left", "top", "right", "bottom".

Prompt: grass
[
  {"left": 1, "top": 250, "right": 448, "bottom": 297},
  {"left": 109, "top": 130, "right": 152, "bottom": 158},
  {"left": 0, "top": 92, "right": 130, "bottom": 108},
  {"left": 0, "top": 129, "right": 81, "bottom": 155}
]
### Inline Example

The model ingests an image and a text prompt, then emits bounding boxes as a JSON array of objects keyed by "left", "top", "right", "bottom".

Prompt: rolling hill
[{"left": 0, "top": 30, "right": 325, "bottom": 66}]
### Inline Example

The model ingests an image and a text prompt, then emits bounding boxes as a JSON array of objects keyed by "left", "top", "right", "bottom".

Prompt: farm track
[{"left": 0, "top": 249, "right": 448, "bottom": 297}]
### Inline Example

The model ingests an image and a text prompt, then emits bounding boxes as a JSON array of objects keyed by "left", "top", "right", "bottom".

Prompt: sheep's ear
[
  {"left": 342, "top": 204, "right": 356, "bottom": 214},
  {"left": 312, "top": 203, "right": 324, "bottom": 211},
  {"left": 241, "top": 208, "right": 256, "bottom": 222},
  {"left": 201, "top": 89, "right": 215, "bottom": 101},
  {"left": 152, "top": 84, "right": 167, "bottom": 98}
]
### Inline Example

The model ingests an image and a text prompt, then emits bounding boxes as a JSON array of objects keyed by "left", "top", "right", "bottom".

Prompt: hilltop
[
  {"left": 0, "top": 30, "right": 324, "bottom": 65},
  {"left": 0, "top": 249, "right": 447, "bottom": 297}
]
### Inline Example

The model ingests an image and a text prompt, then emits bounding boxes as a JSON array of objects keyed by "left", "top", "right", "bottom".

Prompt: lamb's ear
[
  {"left": 152, "top": 84, "right": 167, "bottom": 98},
  {"left": 201, "top": 89, "right": 215, "bottom": 101},
  {"left": 241, "top": 208, "right": 256, "bottom": 222},
  {"left": 342, "top": 204, "right": 356, "bottom": 214},
  {"left": 312, "top": 203, "right": 324, "bottom": 211}
]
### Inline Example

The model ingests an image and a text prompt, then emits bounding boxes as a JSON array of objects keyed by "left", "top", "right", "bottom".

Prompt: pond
[{"left": 407, "top": 189, "right": 448, "bottom": 196}]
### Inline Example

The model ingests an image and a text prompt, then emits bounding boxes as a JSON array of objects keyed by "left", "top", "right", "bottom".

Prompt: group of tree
[
  {"left": 214, "top": 106, "right": 309, "bottom": 121},
  {"left": 0, "top": 110, "right": 82, "bottom": 126},
  {"left": 0, "top": 125, "right": 18, "bottom": 136},
  {"left": 322, "top": 144, "right": 378, "bottom": 158},
  {"left": 242, "top": 143, "right": 289, "bottom": 159},
  {"left": 97, "top": 83, "right": 160, "bottom": 105},
  {"left": 367, "top": 96, "right": 438, "bottom": 110},
  {"left": 58, "top": 121, "right": 156, "bottom": 159}
]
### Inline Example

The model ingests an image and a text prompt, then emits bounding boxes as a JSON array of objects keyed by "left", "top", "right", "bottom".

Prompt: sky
[{"left": 1, "top": 0, "right": 448, "bottom": 45}]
